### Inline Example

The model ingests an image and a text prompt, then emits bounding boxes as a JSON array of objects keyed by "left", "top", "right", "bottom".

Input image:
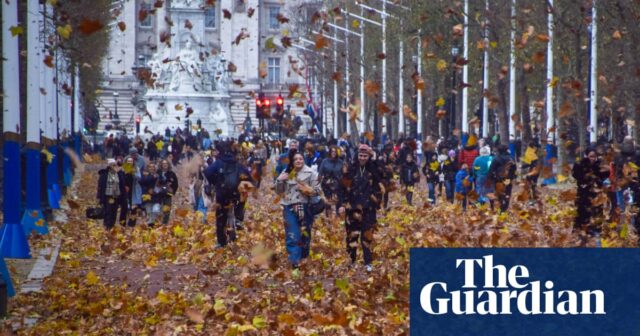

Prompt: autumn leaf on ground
[
  {"left": 185, "top": 307, "right": 204, "bottom": 324},
  {"left": 364, "top": 80, "right": 380, "bottom": 97},
  {"left": 78, "top": 19, "right": 104, "bottom": 35}
]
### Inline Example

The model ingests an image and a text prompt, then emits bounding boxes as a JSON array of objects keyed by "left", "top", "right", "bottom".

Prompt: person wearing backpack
[
  {"left": 204, "top": 142, "right": 253, "bottom": 248},
  {"left": 488, "top": 144, "right": 517, "bottom": 212}
]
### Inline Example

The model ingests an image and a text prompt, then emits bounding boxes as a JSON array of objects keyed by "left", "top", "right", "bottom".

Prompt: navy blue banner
[{"left": 410, "top": 248, "right": 640, "bottom": 336}]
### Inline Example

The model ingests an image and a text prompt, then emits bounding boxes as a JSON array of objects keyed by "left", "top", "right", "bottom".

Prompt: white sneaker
[{"left": 365, "top": 264, "right": 373, "bottom": 272}]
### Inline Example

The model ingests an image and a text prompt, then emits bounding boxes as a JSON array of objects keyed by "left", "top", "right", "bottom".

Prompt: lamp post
[
  {"left": 449, "top": 46, "right": 459, "bottom": 138},
  {"left": 112, "top": 91, "right": 120, "bottom": 129}
]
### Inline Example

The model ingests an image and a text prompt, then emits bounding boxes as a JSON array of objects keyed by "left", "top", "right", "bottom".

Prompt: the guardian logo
[{"left": 420, "top": 255, "right": 606, "bottom": 316}]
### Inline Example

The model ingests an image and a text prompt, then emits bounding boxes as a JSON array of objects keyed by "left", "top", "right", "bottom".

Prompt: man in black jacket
[
  {"left": 204, "top": 142, "right": 253, "bottom": 248},
  {"left": 488, "top": 144, "right": 517, "bottom": 212},
  {"left": 572, "top": 148, "right": 609, "bottom": 238},
  {"left": 339, "top": 144, "right": 383, "bottom": 272}
]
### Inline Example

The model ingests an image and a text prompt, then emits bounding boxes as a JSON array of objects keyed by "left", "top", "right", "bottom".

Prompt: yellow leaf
[
  {"left": 173, "top": 225, "right": 185, "bottom": 237},
  {"left": 238, "top": 325, "right": 257, "bottom": 332},
  {"left": 436, "top": 59, "right": 448, "bottom": 72},
  {"left": 351, "top": 19, "right": 360, "bottom": 29},
  {"left": 9, "top": 25, "right": 23, "bottom": 37},
  {"left": 548, "top": 76, "right": 559, "bottom": 88},
  {"left": 185, "top": 307, "right": 205, "bottom": 324},
  {"left": 47, "top": 0, "right": 58, "bottom": 5},
  {"left": 252, "top": 315, "right": 267, "bottom": 329},
  {"left": 281, "top": 28, "right": 289, "bottom": 36},
  {"left": 59, "top": 252, "right": 72, "bottom": 260},
  {"left": 57, "top": 24, "right": 72, "bottom": 39},
  {"left": 620, "top": 223, "right": 629, "bottom": 238},
  {"left": 490, "top": 41, "right": 498, "bottom": 48},
  {"left": 556, "top": 174, "right": 567, "bottom": 183},
  {"left": 214, "top": 299, "right": 226, "bottom": 316},
  {"left": 628, "top": 162, "right": 640, "bottom": 171},
  {"left": 86, "top": 271, "right": 99, "bottom": 285},
  {"left": 156, "top": 290, "right": 171, "bottom": 304},
  {"left": 435, "top": 97, "right": 445, "bottom": 107}
]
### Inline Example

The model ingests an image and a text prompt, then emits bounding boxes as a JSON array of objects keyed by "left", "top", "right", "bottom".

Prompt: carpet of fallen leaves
[{"left": 3, "top": 161, "right": 637, "bottom": 335}]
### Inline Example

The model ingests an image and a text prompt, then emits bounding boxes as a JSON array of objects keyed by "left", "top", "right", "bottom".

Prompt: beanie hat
[{"left": 480, "top": 146, "right": 491, "bottom": 156}]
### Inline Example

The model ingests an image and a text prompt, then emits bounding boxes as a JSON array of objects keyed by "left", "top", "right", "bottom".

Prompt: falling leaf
[
  {"left": 57, "top": 24, "right": 73, "bottom": 39},
  {"left": 9, "top": 25, "right": 23, "bottom": 37},
  {"left": 612, "top": 30, "right": 622, "bottom": 40},
  {"left": 452, "top": 24, "right": 463, "bottom": 36},
  {"left": 536, "top": 34, "right": 550, "bottom": 42},
  {"left": 364, "top": 80, "right": 380, "bottom": 97},
  {"left": 139, "top": 8, "right": 149, "bottom": 22},
  {"left": 315, "top": 34, "right": 329, "bottom": 49},
  {"left": 78, "top": 19, "right": 104, "bottom": 35},
  {"left": 548, "top": 76, "right": 559, "bottom": 88},
  {"left": 223, "top": 9, "right": 232, "bottom": 19},
  {"left": 377, "top": 53, "right": 386, "bottom": 60},
  {"left": 403, "top": 105, "right": 417, "bottom": 122},
  {"left": 247, "top": 7, "right": 255, "bottom": 18},
  {"left": 277, "top": 13, "right": 289, "bottom": 24},
  {"left": 352, "top": 20, "right": 360, "bottom": 29},
  {"left": 436, "top": 59, "right": 448, "bottom": 72},
  {"left": 175, "top": 104, "right": 183, "bottom": 111},
  {"left": 281, "top": 36, "right": 292, "bottom": 48},
  {"left": 184, "top": 19, "right": 193, "bottom": 30},
  {"left": 435, "top": 97, "right": 445, "bottom": 107},
  {"left": 227, "top": 62, "right": 237, "bottom": 72},
  {"left": 265, "top": 37, "right": 277, "bottom": 51},
  {"left": 259, "top": 61, "right": 268, "bottom": 78},
  {"left": 43, "top": 55, "right": 54, "bottom": 68}
]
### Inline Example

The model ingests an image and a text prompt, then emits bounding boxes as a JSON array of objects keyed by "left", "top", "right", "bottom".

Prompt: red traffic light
[
  {"left": 256, "top": 98, "right": 263, "bottom": 107},
  {"left": 135, "top": 115, "right": 141, "bottom": 123},
  {"left": 264, "top": 99, "right": 271, "bottom": 106},
  {"left": 276, "top": 96, "right": 283, "bottom": 106}
]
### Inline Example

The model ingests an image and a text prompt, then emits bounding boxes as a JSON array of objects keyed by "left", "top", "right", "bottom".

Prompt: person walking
[
  {"left": 318, "top": 146, "right": 344, "bottom": 214},
  {"left": 488, "top": 144, "right": 517, "bottom": 212},
  {"left": 339, "top": 145, "right": 382, "bottom": 272},
  {"left": 275, "top": 150, "right": 321, "bottom": 268},
  {"left": 399, "top": 153, "right": 420, "bottom": 205},
  {"left": 204, "top": 142, "right": 254, "bottom": 248},
  {"left": 455, "top": 163, "right": 474, "bottom": 210},
  {"left": 473, "top": 146, "right": 493, "bottom": 205},
  {"left": 97, "top": 159, "right": 126, "bottom": 229},
  {"left": 156, "top": 159, "right": 179, "bottom": 224},
  {"left": 572, "top": 148, "right": 609, "bottom": 240}
]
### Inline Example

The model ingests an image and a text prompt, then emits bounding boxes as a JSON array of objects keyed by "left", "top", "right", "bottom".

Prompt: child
[
  {"left": 455, "top": 163, "right": 474, "bottom": 210},
  {"left": 400, "top": 153, "right": 420, "bottom": 205}
]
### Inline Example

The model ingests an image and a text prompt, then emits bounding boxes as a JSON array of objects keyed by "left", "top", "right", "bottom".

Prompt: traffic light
[
  {"left": 275, "top": 95, "right": 284, "bottom": 118},
  {"left": 135, "top": 115, "right": 141, "bottom": 134},
  {"left": 255, "top": 93, "right": 264, "bottom": 119},
  {"left": 263, "top": 98, "right": 271, "bottom": 118}
]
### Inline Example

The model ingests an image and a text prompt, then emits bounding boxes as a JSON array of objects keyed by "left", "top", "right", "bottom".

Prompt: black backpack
[{"left": 219, "top": 162, "right": 240, "bottom": 195}]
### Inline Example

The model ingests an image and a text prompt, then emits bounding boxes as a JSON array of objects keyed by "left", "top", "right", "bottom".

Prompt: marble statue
[
  {"left": 172, "top": 0, "right": 200, "bottom": 9},
  {"left": 210, "top": 102, "right": 229, "bottom": 133}
]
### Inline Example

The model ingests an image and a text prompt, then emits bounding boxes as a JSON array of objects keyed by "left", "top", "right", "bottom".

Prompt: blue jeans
[
  {"left": 283, "top": 204, "right": 313, "bottom": 265},
  {"left": 427, "top": 182, "right": 436, "bottom": 204},
  {"left": 476, "top": 175, "right": 493, "bottom": 204},
  {"left": 444, "top": 180, "right": 454, "bottom": 203}
]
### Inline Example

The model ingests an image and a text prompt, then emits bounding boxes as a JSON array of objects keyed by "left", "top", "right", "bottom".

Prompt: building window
[
  {"left": 268, "top": 57, "right": 280, "bottom": 84},
  {"left": 268, "top": 7, "right": 280, "bottom": 30},
  {"left": 205, "top": 7, "right": 216, "bottom": 29},
  {"left": 139, "top": 1, "right": 152, "bottom": 28}
]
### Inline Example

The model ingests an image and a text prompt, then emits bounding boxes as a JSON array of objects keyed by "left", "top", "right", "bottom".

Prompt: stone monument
[{"left": 141, "top": 0, "right": 233, "bottom": 136}]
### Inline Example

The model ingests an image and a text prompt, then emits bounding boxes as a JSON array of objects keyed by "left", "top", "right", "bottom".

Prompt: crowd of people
[{"left": 95, "top": 127, "right": 640, "bottom": 267}]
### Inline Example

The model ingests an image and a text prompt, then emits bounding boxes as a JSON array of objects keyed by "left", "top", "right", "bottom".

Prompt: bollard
[{"left": 0, "top": 277, "right": 7, "bottom": 317}]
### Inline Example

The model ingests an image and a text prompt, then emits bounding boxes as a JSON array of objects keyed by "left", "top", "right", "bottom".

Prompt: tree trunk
[
  {"left": 497, "top": 78, "right": 509, "bottom": 145},
  {"left": 520, "top": 70, "right": 532, "bottom": 149},
  {"left": 574, "top": 31, "right": 587, "bottom": 150}
]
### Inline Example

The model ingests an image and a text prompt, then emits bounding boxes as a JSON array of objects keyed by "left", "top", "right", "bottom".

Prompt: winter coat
[
  {"left": 455, "top": 169, "right": 474, "bottom": 195},
  {"left": 422, "top": 152, "right": 439, "bottom": 183},
  {"left": 473, "top": 155, "right": 493, "bottom": 179},
  {"left": 138, "top": 171, "right": 157, "bottom": 204},
  {"left": 458, "top": 147, "right": 479, "bottom": 170},
  {"left": 400, "top": 161, "right": 420, "bottom": 186},
  {"left": 488, "top": 153, "right": 516, "bottom": 182},
  {"left": 97, "top": 168, "right": 126, "bottom": 205},
  {"left": 204, "top": 153, "right": 253, "bottom": 204},
  {"left": 124, "top": 167, "right": 143, "bottom": 206},
  {"left": 275, "top": 164, "right": 321, "bottom": 206},
  {"left": 572, "top": 159, "right": 608, "bottom": 201},
  {"left": 340, "top": 160, "right": 383, "bottom": 211},
  {"left": 155, "top": 169, "right": 179, "bottom": 202},
  {"left": 440, "top": 159, "right": 458, "bottom": 181}
]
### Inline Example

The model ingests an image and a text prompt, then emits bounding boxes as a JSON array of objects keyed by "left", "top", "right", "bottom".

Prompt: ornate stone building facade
[{"left": 99, "top": 0, "right": 323, "bottom": 136}]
